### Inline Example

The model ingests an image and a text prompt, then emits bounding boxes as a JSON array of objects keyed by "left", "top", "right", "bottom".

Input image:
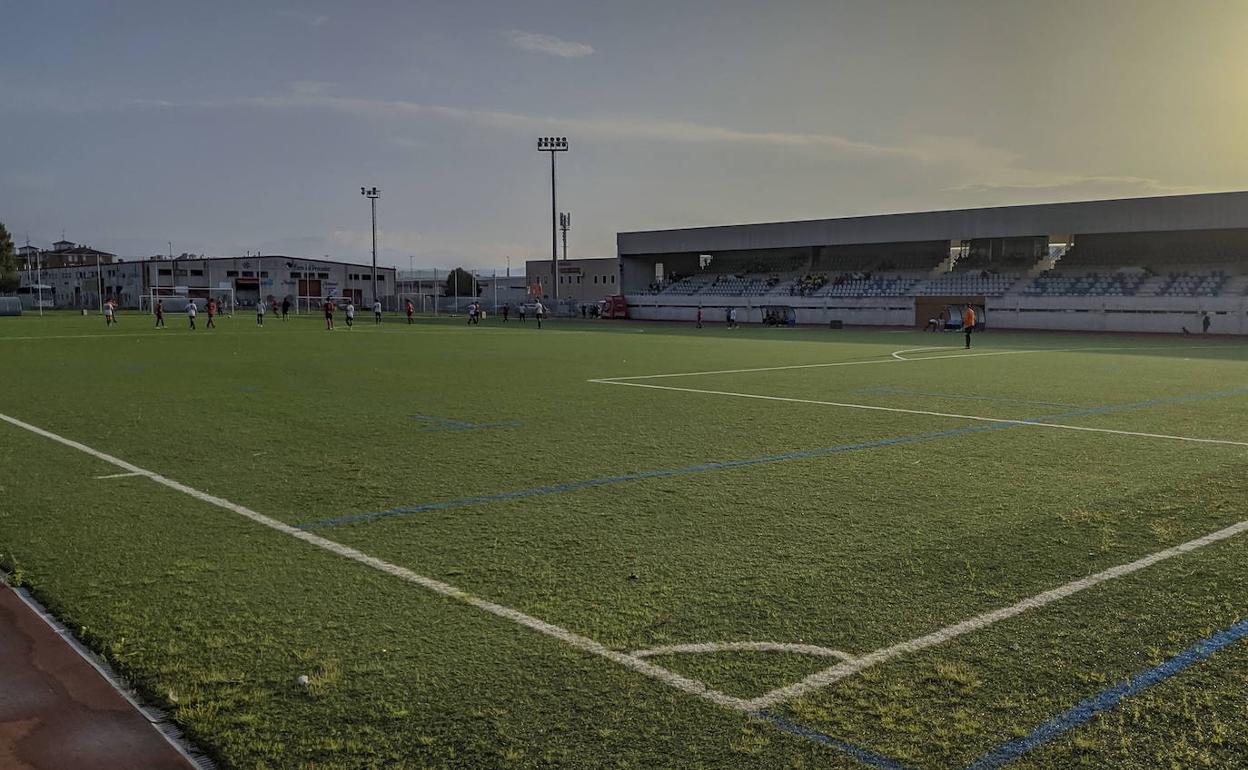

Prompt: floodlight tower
[
  {"left": 536, "top": 137, "right": 568, "bottom": 302},
  {"left": 360, "top": 186, "right": 380, "bottom": 304}
]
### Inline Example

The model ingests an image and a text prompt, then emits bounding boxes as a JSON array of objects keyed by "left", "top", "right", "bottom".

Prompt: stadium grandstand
[{"left": 618, "top": 191, "right": 1248, "bottom": 334}]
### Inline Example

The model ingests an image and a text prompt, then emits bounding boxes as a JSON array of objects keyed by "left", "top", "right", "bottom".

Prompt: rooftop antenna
[{"left": 559, "top": 212, "right": 571, "bottom": 262}]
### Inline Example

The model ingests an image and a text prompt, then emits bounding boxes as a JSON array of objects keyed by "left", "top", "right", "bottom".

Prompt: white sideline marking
[
  {"left": 746, "top": 513, "right": 1248, "bottom": 710},
  {"left": 633, "top": 641, "right": 855, "bottom": 662},
  {"left": 94, "top": 471, "right": 147, "bottom": 480},
  {"left": 0, "top": 411, "right": 752, "bottom": 712},
  {"left": 590, "top": 380, "right": 1248, "bottom": 448},
  {"left": 0, "top": 332, "right": 246, "bottom": 342}
]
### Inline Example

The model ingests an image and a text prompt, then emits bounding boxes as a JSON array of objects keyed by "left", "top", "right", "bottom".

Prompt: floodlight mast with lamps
[
  {"left": 361, "top": 187, "right": 380, "bottom": 304},
  {"left": 536, "top": 137, "right": 568, "bottom": 303}
]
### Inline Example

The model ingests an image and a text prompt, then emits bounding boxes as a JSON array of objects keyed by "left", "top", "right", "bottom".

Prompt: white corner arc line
[
  {"left": 0, "top": 412, "right": 752, "bottom": 713},
  {"left": 632, "top": 641, "right": 856, "bottom": 662},
  {"left": 95, "top": 471, "right": 148, "bottom": 480},
  {"left": 591, "top": 380, "right": 1248, "bottom": 448},
  {"left": 745, "top": 513, "right": 1248, "bottom": 711}
]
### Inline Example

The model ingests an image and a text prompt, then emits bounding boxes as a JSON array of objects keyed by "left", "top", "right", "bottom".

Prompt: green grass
[{"left": 1, "top": 310, "right": 1247, "bottom": 769}]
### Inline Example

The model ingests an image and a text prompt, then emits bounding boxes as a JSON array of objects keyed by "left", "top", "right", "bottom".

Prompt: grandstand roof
[{"left": 617, "top": 191, "right": 1248, "bottom": 256}]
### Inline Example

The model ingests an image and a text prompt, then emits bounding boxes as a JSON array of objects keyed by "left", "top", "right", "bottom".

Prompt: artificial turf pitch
[{"left": 2, "top": 311, "right": 1247, "bottom": 769}]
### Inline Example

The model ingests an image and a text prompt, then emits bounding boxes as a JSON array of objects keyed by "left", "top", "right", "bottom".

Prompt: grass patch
[{"left": 2, "top": 313, "right": 1248, "bottom": 768}]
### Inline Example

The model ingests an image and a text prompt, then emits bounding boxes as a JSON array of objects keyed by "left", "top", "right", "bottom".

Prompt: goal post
[
  {"left": 396, "top": 292, "right": 439, "bottom": 315},
  {"left": 141, "top": 287, "right": 236, "bottom": 315}
]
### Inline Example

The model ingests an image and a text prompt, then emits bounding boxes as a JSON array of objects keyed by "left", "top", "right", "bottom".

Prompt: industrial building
[
  {"left": 525, "top": 257, "right": 621, "bottom": 308},
  {"left": 17, "top": 254, "right": 397, "bottom": 311}
]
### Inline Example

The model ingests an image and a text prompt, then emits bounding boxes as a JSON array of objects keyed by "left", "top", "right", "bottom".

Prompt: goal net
[
  {"left": 396, "top": 293, "right": 439, "bottom": 314},
  {"left": 141, "top": 287, "right": 236, "bottom": 315}
]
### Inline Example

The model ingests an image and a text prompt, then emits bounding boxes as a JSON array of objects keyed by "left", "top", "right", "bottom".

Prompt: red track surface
[{"left": 0, "top": 585, "right": 195, "bottom": 770}]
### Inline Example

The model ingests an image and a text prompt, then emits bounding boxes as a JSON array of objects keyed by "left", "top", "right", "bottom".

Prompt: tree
[
  {"left": 444, "top": 267, "right": 478, "bottom": 297},
  {"left": 0, "top": 223, "right": 17, "bottom": 294}
]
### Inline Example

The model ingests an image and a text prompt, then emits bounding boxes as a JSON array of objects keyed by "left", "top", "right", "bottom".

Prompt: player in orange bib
[{"left": 962, "top": 305, "right": 976, "bottom": 349}]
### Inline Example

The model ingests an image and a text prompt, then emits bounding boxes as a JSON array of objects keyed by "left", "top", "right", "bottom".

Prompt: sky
[{"left": 3, "top": 0, "right": 1247, "bottom": 271}]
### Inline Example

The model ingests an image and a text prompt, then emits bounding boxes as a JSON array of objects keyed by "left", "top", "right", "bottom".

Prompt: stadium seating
[
  {"left": 657, "top": 275, "right": 714, "bottom": 295},
  {"left": 815, "top": 272, "right": 924, "bottom": 297},
  {"left": 641, "top": 263, "right": 1242, "bottom": 300},
  {"left": 698, "top": 275, "right": 767, "bottom": 297},
  {"left": 1152, "top": 271, "right": 1230, "bottom": 297},
  {"left": 1019, "top": 271, "right": 1146, "bottom": 297},
  {"left": 914, "top": 272, "right": 1021, "bottom": 296}
]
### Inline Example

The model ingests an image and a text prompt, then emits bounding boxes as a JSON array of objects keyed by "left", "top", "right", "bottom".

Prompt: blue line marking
[
  {"left": 966, "top": 617, "right": 1248, "bottom": 769},
  {"left": 856, "top": 386, "right": 1084, "bottom": 409},
  {"left": 299, "top": 385, "right": 1248, "bottom": 529},
  {"left": 298, "top": 422, "right": 1010, "bottom": 529},
  {"left": 760, "top": 618, "right": 1248, "bottom": 769},
  {"left": 760, "top": 712, "right": 915, "bottom": 770},
  {"left": 409, "top": 414, "right": 524, "bottom": 433}
]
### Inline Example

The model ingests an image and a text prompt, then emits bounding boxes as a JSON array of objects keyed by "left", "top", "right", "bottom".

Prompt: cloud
[
  {"left": 278, "top": 10, "right": 329, "bottom": 28},
  {"left": 224, "top": 91, "right": 928, "bottom": 161},
  {"left": 947, "top": 174, "right": 1200, "bottom": 197},
  {"left": 123, "top": 87, "right": 1198, "bottom": 201},
  {"left": 943, "top": 172, "right": 1198, "bottom": 199},
  {"left": 291, "top": 80, "right": 335, "bottom": 96},
  {"left": 503, "top": 30, "right": 594, "bottom": 58}
]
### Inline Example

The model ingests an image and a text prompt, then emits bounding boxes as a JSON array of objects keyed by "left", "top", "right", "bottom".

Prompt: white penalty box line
[
  {"left": 591, "top": 342, "right": 1235, "bottom": 383},
  {"left": 588, "top": 344, "right": 1248, "bottom": 711},
  {"left": 588, "top": 380, "right": 1248, "bottom": 449},
  {"left": 747, "top": 513, "right": 1248, "bottom": 710}
]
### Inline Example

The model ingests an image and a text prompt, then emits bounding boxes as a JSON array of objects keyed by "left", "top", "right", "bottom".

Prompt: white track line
[
  {"left": 633, "top": 641, "right": 855, "bottom": 662},
  {"left": 590, "top": 380, "right": 1248, "bottom": 448},
  {"left": 94, "top": 471, "right": 147, "bottom": 480},
  {"left": 746, "top": 513, "right": 1248, "bottom": 711},
  {"left": 0, "top": 411, "right": 752, "bottom": 712}
]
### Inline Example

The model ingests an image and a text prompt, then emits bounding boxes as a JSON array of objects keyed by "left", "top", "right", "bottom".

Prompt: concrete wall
[
  {"left": 986, "top": 295, "right": 1248, "bottom": 335},
  {"left": 626, "top": 292, "right": 1248, "bottom": 334},
  {"left": 625, "top": 294, "right": 914, "bottom": 326}
]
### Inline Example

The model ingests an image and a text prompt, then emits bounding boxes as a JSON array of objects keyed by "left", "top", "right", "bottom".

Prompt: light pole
[
  {"left": 559, "top": 212, "right": 571, "bottom": 262},
  {"left": 536, "top": 137, "right": 568, "bottom": 305},
  {"left": 361, "top": 186, "right": 380, "bottom": 305},
  {"left": 35, "top": 250, "right": 43, "bottom": 317}
]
